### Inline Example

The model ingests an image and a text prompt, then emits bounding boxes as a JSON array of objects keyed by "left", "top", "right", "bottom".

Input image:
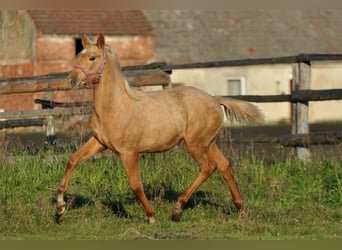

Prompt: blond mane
[{"left": 104, "top": 44, "right": 142, "bottom": 101}]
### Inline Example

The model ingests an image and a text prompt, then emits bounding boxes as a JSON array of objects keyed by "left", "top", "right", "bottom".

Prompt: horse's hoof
[
  {"left": 239, "top": 209, "right": 248, "bottom": 218},
  {"left": 148, "top": 216, "right": 156, "bottom": 224},
  {"left": 171, "top": 208, "right": 183, "bottom": 222},
  {"left": 54, "top": 212, "right": 63, "bottom": 225},
  {"left": 54, "top": 203, "right": 67, "bottom": 224}
]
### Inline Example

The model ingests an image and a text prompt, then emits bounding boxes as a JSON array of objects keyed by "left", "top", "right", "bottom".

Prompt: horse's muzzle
[{"left": 67, "top": 73, "right": 101, "bottom": 89}]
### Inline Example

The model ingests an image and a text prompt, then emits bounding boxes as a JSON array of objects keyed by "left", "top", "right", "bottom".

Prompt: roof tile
[{"left": 27, "top": 10, "right": 153, "bottom": 36}]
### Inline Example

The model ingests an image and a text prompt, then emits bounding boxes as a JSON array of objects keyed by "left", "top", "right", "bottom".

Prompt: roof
[
  {"left": 28, "top": 10, "right": 153, "bottom": 36},
  {"left": 143, "top": 10, "right": 342, "bottom": 63}
]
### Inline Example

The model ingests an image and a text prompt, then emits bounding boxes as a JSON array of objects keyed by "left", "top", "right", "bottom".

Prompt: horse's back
[
  {"left": 167, "top": 86, "right": 223, "bottom": 119},
  {"left": 150, "top": 86, "right": 225, "bottom": 143}
]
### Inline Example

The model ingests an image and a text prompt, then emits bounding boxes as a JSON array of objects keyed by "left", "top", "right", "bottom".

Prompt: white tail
[{"left": 216, "top": 97, "right": 265, "bottom": 124}]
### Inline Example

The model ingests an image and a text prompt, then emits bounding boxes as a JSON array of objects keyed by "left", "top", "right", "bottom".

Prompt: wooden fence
[
  {"left": 162, "top": 53, "right": 342, "bottom": 161},
  {"left": 0, "top": 53, "right": 341, "bottom": 161},
  {"left": 0, "top": 63, "right": 170, "bottom": 120}
]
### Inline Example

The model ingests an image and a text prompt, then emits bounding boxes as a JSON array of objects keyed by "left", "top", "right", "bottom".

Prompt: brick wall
[
  {"left": 0, "top": 10, "right": 155, "bottom": 130},
  {"left": 1, "top": 34, "right": 154, "bottom": 114},
  {"left": 107, "top": 36, "right": 154, "bottom": 66},
  {"left": 35, "top": 36, "right": 75, "bottom": 75}
]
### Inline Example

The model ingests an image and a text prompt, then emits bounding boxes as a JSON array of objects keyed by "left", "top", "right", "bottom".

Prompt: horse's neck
[{"left": 92, "top": 60, "right": 137, "bottom": 111}]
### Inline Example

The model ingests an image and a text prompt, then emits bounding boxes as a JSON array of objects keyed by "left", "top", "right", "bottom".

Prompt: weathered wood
[
  {"left": 0, "top": 118, "right": 44, "bottom": 129},
  {"left": 222, "top": 94, "right": 292, "bottom": 102},
  {"left": 0, "top": 69, "right": 170, "bottom": 94},
  {"left": 34, "top": 99, "right": 92, "bottom": 108},
  {"left": 278, "top": 131, "right": 342, "bottom": 147},
  {"left": 162, "top": 53, "right": 342, "bottom": 71},
  {"left": 44, "top": 91, "right": 56, "bottom": 142},
  {"left": 292, "top": 62, "right": 311, "bottom": 161},
  {"left": 0, "top": 108, "right": 91, "bottom": 119},
  {"left": 226, "top": 131, "right": 342, "bottom": 147},
  {"left": 127, "top": 69, "right": 171, "bottom": 88},
  {"left": 291, "top": 89, "right": 342, "bottom": 101},
  {"left": 32, "top": 88, "right": 341, "bottom": 111},
  {"left": 122, "top": 62, "right": 168, "bottom": 71},
  {"left": 223, "top": 89, "right": 342, "bottom": 103}
]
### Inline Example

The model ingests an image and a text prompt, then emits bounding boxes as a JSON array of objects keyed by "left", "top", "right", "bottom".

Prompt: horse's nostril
[{"left": 67, "top": 77, "right": 77, "bottom": 87}]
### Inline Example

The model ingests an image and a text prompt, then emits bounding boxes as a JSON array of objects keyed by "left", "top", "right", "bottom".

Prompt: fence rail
[
  {"left": 227, "top": 130, "right": 342, "bottom": 147},
  {"left": 161, "top": 53, "right": 342, "bottom": 70},
  {"left": 224, "top": 89, "right": 342, "bottom": 103},
  {"left": 1, "top": 88, "right": 341, "bottom": 120},
  {"left": 0, "top": 118, "right": 44, "bottom": 129},
  {"left": 0, "top": 88, "right": 340, "bottom": 121},
  {"left": 0, "top": 63, "right": 170, "bottom": 94}
]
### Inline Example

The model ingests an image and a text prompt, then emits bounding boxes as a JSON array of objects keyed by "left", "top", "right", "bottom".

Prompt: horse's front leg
[
  {"left": 120, "top": 152, "right": 155, "bottom": 224},
  {"left": 55, "top": 136, "right": 106, "bottom": 224}
]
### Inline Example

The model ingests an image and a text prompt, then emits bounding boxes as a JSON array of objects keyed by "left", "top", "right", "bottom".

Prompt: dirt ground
[{"left": 1, "top": 122, "right": 341, "bottom": 163}]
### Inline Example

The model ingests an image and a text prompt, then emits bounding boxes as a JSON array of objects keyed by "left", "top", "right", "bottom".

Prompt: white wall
[{"left": 170, "top": 62, "right": 342, "bottom": 123}]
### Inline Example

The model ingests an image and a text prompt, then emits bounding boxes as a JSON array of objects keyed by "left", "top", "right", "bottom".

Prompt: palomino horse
[{"left": 55, "top": 33, "right": 264, "bottom": 224}]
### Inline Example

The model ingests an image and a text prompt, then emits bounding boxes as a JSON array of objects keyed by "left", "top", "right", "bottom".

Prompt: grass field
[{"left": 0, "top": 133, "right": 341, "bottom": 240}]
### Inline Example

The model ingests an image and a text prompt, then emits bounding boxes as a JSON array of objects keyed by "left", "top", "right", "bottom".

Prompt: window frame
[{"left": 226, "top": 76, "right": 246, "bottom": 96}]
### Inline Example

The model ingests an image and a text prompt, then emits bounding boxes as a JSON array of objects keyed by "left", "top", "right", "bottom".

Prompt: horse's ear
[
  {"left": 96, "top": 33, "right": 105, "bottom": 49},
  {"left": 81, "top": 34, "right": 91, "bottom": 48}
]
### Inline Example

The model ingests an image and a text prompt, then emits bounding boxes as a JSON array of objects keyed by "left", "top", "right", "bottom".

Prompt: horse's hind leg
[
  {"left": 209, "top": 142, "right": 245, "bottom": 215},
  {"left": 172, "top": 145, "right": 216, "bottom": 222},
  {"left": 55, "top": 136, "right": 106, "bottom": 224}
]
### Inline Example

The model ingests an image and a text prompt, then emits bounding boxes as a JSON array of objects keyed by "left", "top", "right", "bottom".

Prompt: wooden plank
[
  {"left": 0, "top": 108, "right": 91, "bottom": 119},
  {"left": 222, "top": 94, "right": 292, "bottom": 102},
  {"left": 0, "top": 69, "right": 170, "bottom": 94},
  {"left": 0, "top": 118, "right": 44, "bottom": 129},
  {"left": 224, "top": 89, "right": 342, "bottom": 103},
  {"left": 278, "top": 131, "right": 342, "bottom": 147},
  {"left": 225, "top": 131, "right": 342, "bottom": 147},
  {"left": 34, "top": 99, "right": 92, "bottom": 108},
  {"left": 127, "top": 69, "right": 171, "bottom": 88},
  {"left": 292, "top": 89, "right": 342, "bottom": 101},
  {"left": 162, "top": 53, "right": 342, "bottom": 71}
]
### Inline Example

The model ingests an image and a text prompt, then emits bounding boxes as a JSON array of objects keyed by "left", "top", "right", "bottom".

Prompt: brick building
[
  {"left": 1, "top": 10, "right": 341, "bottom": 124},
  {"left": 0, "top": 10, "right": 154, "bottom": 113}
]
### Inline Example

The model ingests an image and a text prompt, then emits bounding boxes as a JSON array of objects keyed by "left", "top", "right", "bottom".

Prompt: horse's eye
[{"left": 89, "top": 56, "right": 96, "bottom": 61}]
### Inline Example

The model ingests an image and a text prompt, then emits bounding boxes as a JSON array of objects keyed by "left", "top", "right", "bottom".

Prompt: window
[
  {"left": 226, "top": 77, "right": 245, "bottom": 96},
  {"left": 75, "top": 38, "right": 83, "bottom": 55}
]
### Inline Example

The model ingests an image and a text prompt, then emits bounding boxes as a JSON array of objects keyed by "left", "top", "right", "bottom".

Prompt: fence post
[
  {"left": 291, "top": 61, "right": 311, "bottom": 162},
  {"left": 43, "top": 91, "right": 57, "bottom": 147}
]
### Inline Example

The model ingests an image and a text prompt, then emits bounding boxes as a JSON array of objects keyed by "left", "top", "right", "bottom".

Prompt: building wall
[
  {"left": 310, "top": 62, "right": 342, "bottom": 122},
  {"left": 0, "top": 11, "right": 37, "bottom": 113},
  {"left": 0, "top": 10, "right": 154, "bottom": 116},
  {"left": 171, "top": 62, "right": 342, "bottom": 123},
  {"left": 106, "top": 36, "right": 154, "bottom": 66},
  {"left": 0, "top": 10, "right": 35, "bottom": 79},
  {"left": 35, "top": 36, "right": 75, "bottom": 75}
]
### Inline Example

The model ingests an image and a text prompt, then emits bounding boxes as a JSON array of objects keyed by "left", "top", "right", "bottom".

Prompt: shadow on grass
[
  {"left": 163, "top": 189, "right": 235, "bottom": 215},
  {"left": 52, "top": 188, "right": 235, "bottom": 221},
  {"left": 146, "top": 187, "right": 235, "bottom": 216},
  {"left": 52, "top": 193, "right": 131, "bottom": 219},
  {"left": 101, "top": 200, "right": 131, "bottom": 218}
]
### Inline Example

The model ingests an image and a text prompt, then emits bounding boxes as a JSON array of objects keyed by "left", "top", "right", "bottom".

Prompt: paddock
[{"left": 0, "top": 52, "right": 341, "bottom": 239}]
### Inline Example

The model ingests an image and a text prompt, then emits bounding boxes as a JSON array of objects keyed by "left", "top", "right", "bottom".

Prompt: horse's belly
[{"left": 139, "top": 127, "right": 184, "bottom": 153}]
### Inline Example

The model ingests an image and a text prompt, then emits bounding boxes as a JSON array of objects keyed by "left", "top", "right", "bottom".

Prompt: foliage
[{"left": 0, "top": 139, "right": 341, "bottom": 240}]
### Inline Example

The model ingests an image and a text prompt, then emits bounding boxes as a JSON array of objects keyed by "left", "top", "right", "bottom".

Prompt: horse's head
[{"left": 67, "top": 33, "right": 106, "bottom": 88}]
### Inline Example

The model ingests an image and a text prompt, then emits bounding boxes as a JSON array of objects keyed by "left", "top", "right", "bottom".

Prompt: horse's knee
[{"left": 130, "top": 182, "right": 144, "bottom": 197}]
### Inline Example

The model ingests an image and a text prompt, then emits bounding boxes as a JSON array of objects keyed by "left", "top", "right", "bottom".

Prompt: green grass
[{"left": 0, "top": 138, "right": 341, "bottom": 240}]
